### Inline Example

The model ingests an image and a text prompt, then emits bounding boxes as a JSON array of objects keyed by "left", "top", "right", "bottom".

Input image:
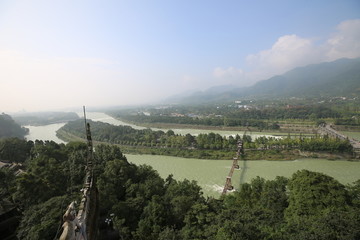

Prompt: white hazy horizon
[{"left": 1, "top": 1, "right": 359, "bottom": 112}]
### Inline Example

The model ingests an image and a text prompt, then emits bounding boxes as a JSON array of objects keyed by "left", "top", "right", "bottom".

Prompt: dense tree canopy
[
  {"left": 108, "top": 104, "right": 344, "bottom": 128},
  {"left": 58, "top": 120, "right": 354, "bottom": 161},
  {"left": 0, "top": 113, "right": 28, "bottom": 139},
  {"left": 0, "top": 139, "right": 359, "bottom": 239}
]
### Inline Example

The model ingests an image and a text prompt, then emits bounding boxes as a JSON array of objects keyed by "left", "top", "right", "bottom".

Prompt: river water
[
  {"left": 82, "top": 112, "right": 281, "bottom": 138},
  {"left": 24, "top": 123, "right": 67, "bottom": 143},
  {"left": 23, "top": 112, "right": 360, "bottom": 197}
]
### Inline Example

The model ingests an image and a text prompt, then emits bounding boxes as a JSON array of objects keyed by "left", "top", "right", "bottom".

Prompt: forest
[
  {"left": 0, "top": 113, "right": 29, "bottom": 139},
  {"left": 57, "top": 119, "right": 354, "bottom": 160},
  {"left": 106, "top": 95, "right": 360, "bottom": 133},
  {"left": 0, "top": 138, "right": 359, "bottom": 239}
]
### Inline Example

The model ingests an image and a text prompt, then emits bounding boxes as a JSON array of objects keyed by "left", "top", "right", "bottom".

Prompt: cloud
[
  {"left": 325, "top": 19, "right": 360, "bottom": 61},
  {"left": 212, "top": 35, "right": 322, "bottom": 87},
  {"left": 213, "top": 19, "right": 360, "bottom": 87},
  {"left": 246, "top": 19, "right": 360, "bottom": 79},
  {"left": 212, "top": 66, "right": 250, "bottom": 86},
  {"left": 246, "top": 34, "right": 322, "bottom": 75},
  {"left": 182, "top": 75, "right": 198, "bottom": 84},
  {"left": 213, "top": 67, "right": 244, "bottom": 79}
]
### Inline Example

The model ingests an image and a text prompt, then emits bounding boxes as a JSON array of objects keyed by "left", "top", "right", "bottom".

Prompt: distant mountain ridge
[
  {"left": 249, "top": 57, "right": 360, "bottom": 97},
  {"left": 12, "top": 112, "right": 79, "bottom": 126},
  {"left": 169, "top": 58, "right": 360, "bottom": 104}
]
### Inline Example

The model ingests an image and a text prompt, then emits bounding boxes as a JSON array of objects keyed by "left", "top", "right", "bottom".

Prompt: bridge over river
[{"left": 318, "top": 124, "right": 360, "bottom": 157}]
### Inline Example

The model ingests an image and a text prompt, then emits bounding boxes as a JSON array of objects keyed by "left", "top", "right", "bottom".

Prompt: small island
[{"left": 56, "top": 118, "right": 357, "bottom": 160}]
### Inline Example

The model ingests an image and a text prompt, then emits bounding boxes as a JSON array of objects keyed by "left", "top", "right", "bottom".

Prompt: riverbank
[
  {"left": 108, "top": 115, "right": 318, "bottom": 136},
  {"left": 56, "top": 129, "right": 356, "bottom": 161}
]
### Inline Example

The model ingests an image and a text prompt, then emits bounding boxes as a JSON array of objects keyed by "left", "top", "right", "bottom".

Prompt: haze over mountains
[{"left": 168, "top": 58, "right": 360, "bottom": 104}]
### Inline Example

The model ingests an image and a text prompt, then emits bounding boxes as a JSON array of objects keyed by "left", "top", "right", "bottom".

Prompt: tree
[
  {"left": 181, "top": 202, "right": 217, "bottom": 239},
  {"left": 164, "top": 179, "right": 204, "bottom": 229},
  {"left": 0, "top": 113, "right": 28, "bottom": 139},
  {"left": 286, "top": 170, "right": 349, "bottom": 219},
  {"left": 284, "top": 170, "right": 355, "bottom": 238},
  {"left": 0, "top": 167, "right": 16, "bottom": 200},
  {"left": 0, "top": 138, "right": 32, "bottom": 163},
  {"left": 16, "top": 195, "right": 70, "bottom": 240},
  {"left": 136, "top": 195, "right": 169, "bottom": 240}
]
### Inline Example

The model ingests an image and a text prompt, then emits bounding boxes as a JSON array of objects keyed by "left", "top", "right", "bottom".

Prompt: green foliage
[
  {"left": 348, "top": 179, "right": 360, "bottom": 207},
  {"left": 59, "top": 120, "right": 354, "bottom": 161},
  {"left": 286, "top": 170, "right": 349, "bottom": 218},
  {"left": 97, "top": 156, "right": 166, "bottom": 239},
  {"left": 109, "top": 102, "right": 345, "bottom": 129},
  {"left": 12, "top": 141, "right": 87, "bottom": 208},
  {"left": 16, "top": 195, "right": 70, "bottom": 240},
  {"left": 0, "top": 167, "right": 16, "bottom": 200},
  {"left": 0, "top": 138, "right": 32, "bottom": 162},
  {"left": 0, "top": 113, "right": 29, "bottom": 139},
  {"left": 284, "top": 170, "right": 360, "bottom": 239},
  {"left": 97, "top": 155, "right": 207, "bottom": 239},
  {"left": 164, "top": 178, "right": 204, "bottom": 229},
  {"left": 334, "top": 118, "right": 360, "bottom": 126},
  {"left": 114, "top": 111, "right": 287, "bottom": 129},
  {"left": 2, "top": 139, "right": 360, "bottom": 239},
  {"left": 254, "top": 135, "right": 353, "bottom": 153},
  {"left": 180, "top": 202, "right": 217, "bottom": 239},
  {"left": 215, "top": 177, "right": 289, "bottom": 239}
]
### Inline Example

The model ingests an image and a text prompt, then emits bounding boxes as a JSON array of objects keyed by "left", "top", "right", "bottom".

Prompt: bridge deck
[{"left": 319, "top": 124, "right": 360, "bottom": 156}]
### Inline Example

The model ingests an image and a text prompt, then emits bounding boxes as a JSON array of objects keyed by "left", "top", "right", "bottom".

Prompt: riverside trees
[
  {"left": 107, "top": 102, "right": 349, "bottom": 129},
  {"left": 58, "top": 120, "right": 354, "bottom": 159},
  {"left": 0, "top": 139, "right": 359, "bottom": 239}
]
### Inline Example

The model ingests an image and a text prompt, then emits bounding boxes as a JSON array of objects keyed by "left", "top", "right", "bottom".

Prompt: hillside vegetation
[
  {"left": 0, "top": 113, "right": 28, "bottom": 139},
  {"left": 57, "top": 119, "right": 354, "bottom": 160},
  {"left": 170, "top": 57, "right": 360, "bottom": 104},
  {"left": 0, "top": 139, "right": 359, "bottom": 239}
]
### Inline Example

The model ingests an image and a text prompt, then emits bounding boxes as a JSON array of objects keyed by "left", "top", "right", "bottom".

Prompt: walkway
[{"left": 318, "top": 124, "right": 360, "bottom": 156}]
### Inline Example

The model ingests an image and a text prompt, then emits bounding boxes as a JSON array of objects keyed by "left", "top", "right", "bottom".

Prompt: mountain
[
  {"left": 0, "top": 113, "right": 29, "bottom": 139},
  {"left": 12, "top": 111, "right": 79, "bottom": 126},
  {"left": 170, "top": 58, "right": 360, "bottom": 104},
  {"left": 166, "top": 87, "right": 241, "bottom": 104},
  {"left": 248, "top": 57, "right": 360, "bottom": 97}
]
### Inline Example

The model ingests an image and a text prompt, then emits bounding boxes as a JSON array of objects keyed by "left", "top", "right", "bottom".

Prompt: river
[
  {"left": 81, "top": 112, "right": 280, "bottom": 138},
  {"left": 23, "top": 111, "right": 360, "bottom": 197},
  {"left": 127, "top": 155, "right": 360, "bottom": 197},
  {"left": 24, "top": 123, "right": 67, "bottom": 144}
]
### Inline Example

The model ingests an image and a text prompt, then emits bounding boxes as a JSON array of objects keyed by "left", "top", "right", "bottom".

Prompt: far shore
[
  {"left": 108, "top": 115, "right": 318, "bottom": 136},
  {"left": 56, "top": 129, "right": 357, "bottom": 161}
]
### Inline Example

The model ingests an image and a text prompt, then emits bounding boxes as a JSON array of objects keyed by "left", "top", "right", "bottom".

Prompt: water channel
[
  {"left": 25, "top": 123, "right": 67, "bottom": 144},
  {"left": 24, "top": 112, "right": 360, "bottom": 197},
  {"left": 81, "top": 112, "right": 277, "bottom": 138}
]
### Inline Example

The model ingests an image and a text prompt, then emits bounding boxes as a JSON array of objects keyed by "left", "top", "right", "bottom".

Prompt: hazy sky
[{"left": 1, "top": 0, "right": 359, "bottom": 112}]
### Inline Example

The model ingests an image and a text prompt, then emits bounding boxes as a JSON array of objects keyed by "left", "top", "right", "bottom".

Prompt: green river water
[
  {"left": 24, "top": 111, "right": 360, "bottom": 198},
  {"left": 127, "top": 154, "right": 360, "bottom": 198}
]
